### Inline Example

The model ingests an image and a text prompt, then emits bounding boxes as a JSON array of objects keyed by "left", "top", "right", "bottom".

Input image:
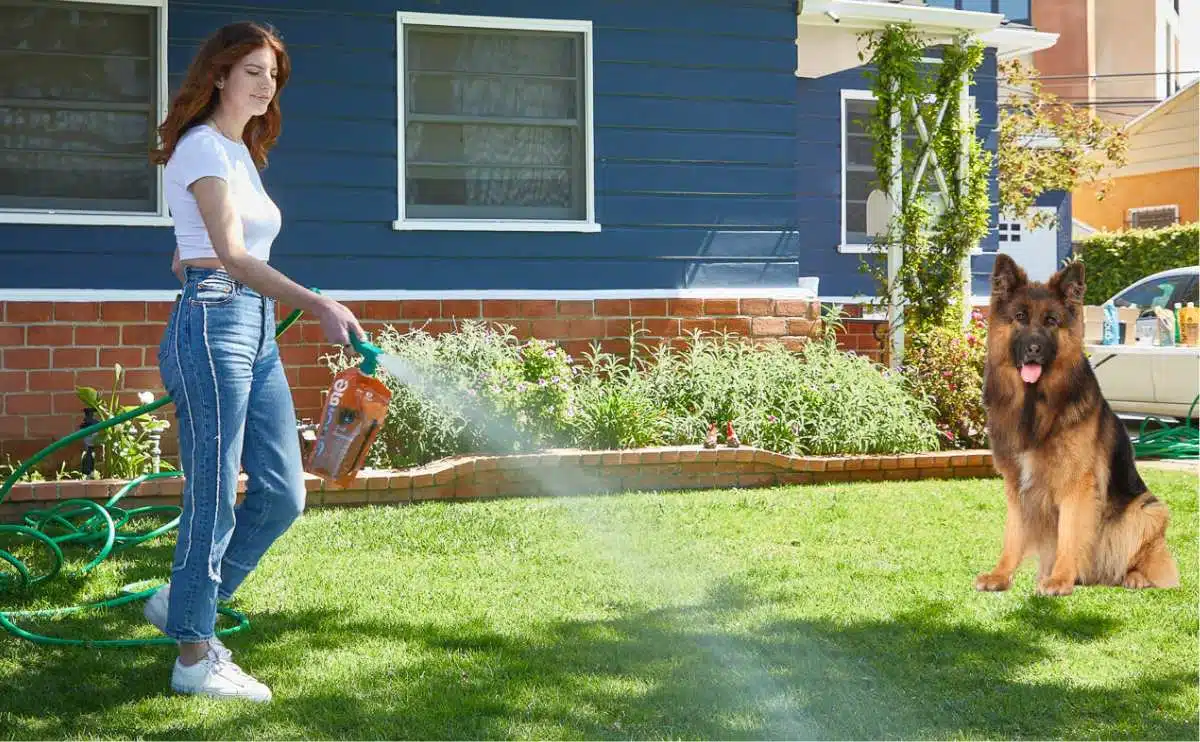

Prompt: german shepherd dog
[{"left": 976, "top": 254, "right": 1179, "bottom": 596}]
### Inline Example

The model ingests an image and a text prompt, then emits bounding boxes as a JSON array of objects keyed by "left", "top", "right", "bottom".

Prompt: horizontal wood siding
[{"left": 0, "top": 0, "right": 1002, "bottom": 296}]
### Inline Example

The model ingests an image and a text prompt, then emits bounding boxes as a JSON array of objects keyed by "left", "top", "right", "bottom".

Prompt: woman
[{"left": 145, "top": 22, "right": 363, "bottom": 702}]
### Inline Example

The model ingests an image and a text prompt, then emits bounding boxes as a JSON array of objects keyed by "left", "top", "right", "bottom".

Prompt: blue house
[{"left": 0, "top": 0, "right": 1062, "bottom": 453}]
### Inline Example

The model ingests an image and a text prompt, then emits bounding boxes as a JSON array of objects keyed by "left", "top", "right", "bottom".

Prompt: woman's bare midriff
[{"left": 181, "top": 258, "right": 225, "bottom": 270}]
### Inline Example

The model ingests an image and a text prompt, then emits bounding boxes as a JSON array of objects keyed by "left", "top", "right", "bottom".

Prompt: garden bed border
[{"left": 1, "top": 447, "right": 997, "bottom": 521}]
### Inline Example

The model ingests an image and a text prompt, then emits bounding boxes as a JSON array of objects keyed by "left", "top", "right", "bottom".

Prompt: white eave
[
  {"left": 798, "top": 0, "right": 1002, "bottom": 34},
  {"left": 796, "top": 0, "right": 1059, "bottom": 78},
  {"left": 977, "top": 25, "right": 1060, "bottom": 59}
]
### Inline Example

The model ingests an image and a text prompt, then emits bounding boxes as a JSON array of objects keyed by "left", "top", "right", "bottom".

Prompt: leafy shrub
[
  {"left": 1073, "top": 223, "right": 1199, "bottom": 304},
  {"left": 510, "top": 338, "right": 576, "bottom": 449},
  {"left": 903, "top": 312, "right": 989, "bottom": 450},
  {"left": 570, "top": 343, "right": 669, "bottom": 450}
]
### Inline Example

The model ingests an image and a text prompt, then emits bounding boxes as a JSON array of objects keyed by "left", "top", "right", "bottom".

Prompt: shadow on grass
[{"left": 2, "top": 576, "right": 1194, "bottom": 740}]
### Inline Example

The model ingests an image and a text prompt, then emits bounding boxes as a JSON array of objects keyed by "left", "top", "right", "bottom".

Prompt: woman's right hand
[{"left": 312, "top": 296, "right": 367, "bottom": 346}]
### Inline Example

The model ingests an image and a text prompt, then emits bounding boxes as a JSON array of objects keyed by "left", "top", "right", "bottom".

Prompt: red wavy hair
[{"left": 150, "top": 22, "right": 291, "bottom": 170}]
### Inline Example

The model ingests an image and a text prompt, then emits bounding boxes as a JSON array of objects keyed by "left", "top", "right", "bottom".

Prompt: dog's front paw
[
  {"left": 1123, "top": 569, "right": 1153, "bottom": 589},
  {"left": 1037, "top": 575, "right": 1075, "bottom": 596},
  {"left": 975, "top": 571, "right": 1012, "bottom": 592}
]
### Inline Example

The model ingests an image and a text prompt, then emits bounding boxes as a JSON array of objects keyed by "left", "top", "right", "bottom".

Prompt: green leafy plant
[
  {"left": 75, "top": 364, "right": 173, "bottom": 481},
  {"left": 0, "top": 455, "right": 83, "bottom": 484},
  {"left": 902, "top": 310, "right": 989, "bottom": 449},
  {"left": 1073, "top": 223, "right": 1200, "bottom": 304},
  {"left": 571, "top": 340, "right": 669, "bottom": 450},
  {"left": 511, "top": 338, "right": 576, "bottom": 449},
  {"left": 856, "top": 23, "right": 993, "bottom": 351}
]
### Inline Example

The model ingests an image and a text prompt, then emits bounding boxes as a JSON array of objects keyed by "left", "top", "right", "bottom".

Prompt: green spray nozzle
[{"left": 350, "top": 332, "right": 383, "bottom": 376}]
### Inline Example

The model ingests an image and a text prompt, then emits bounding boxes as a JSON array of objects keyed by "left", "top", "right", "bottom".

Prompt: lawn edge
[{"left": 1, "top": 447, "right": 999, "bottom": 518}]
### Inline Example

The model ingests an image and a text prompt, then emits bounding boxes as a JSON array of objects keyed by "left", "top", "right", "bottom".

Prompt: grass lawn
[{"left": 1, "top": 470, "right": 1196, "bottom": 740}]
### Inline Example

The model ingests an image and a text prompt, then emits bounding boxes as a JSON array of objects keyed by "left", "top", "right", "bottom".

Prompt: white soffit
[{"left": 796, "top": 0, "right": 1057, "bottom": 78}]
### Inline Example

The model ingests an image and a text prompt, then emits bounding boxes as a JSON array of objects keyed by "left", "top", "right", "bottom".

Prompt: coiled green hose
[
  {"left": 0, "top": 301, "right": 307, "bottom": 647},
  {"left": 1132, "top": 395, "right": 1199, "bottom": 460}
]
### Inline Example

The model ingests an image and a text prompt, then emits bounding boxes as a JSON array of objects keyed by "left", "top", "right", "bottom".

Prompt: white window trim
[
  {"left": 838, "top": 88, "right": 982, "bottom": 256},
  {"left": 839, "top": 89, "right": 877, "bottom": 254},
  {"left": 0, "top": 0, "right": 172, "bottom": 227},
  {"left": 392, "top": 11, "right": 599, "bottom": 234}
]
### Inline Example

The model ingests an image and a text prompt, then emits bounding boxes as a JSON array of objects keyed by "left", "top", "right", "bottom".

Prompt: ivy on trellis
[{"left": 855, "top": 23, "right": 992, "bottom": 359}]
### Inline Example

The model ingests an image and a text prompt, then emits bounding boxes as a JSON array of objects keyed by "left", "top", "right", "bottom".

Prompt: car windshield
[{"left": 1113, "top": 274, "right": 1197, "bottom": 308}]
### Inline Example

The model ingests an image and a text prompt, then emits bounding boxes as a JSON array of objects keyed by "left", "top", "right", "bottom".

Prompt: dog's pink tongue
[{"left": 1020, "top": 364, "right": 1043, "bottom": 384}]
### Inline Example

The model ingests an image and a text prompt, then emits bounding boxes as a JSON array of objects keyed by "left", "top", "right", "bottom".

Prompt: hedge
[{"left": 1073, "top": 222, "right": 1200, "bottom": 304}]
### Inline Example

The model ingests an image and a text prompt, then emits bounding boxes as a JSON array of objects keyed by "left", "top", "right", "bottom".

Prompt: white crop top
[{"left": 164, "top": 124, "right": 282, "bottom": 263}]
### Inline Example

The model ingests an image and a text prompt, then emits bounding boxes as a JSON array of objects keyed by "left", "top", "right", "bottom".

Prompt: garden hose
[
  {"left": 0, "top": 295, "right": 311, "bottom": 648},
  {"left": 1131, "top": 395, "right": 1199, "bottom": 460}
]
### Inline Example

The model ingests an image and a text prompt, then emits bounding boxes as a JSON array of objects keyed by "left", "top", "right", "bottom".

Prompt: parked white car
[{"left": 1091, "top": 266, "right": 1200, "bottom": 420}]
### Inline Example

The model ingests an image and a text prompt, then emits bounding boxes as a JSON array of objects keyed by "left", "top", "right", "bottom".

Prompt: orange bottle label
[{"left": 305, "top": 367, "right": 392, "bottom": 489}]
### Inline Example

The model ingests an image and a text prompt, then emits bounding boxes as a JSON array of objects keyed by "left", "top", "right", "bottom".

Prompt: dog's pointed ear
[
  {"left": 991, "top": 253, "right": 1027, "bottom": 303},
  {"left": 1050, "top": 260, "right": 1086, "bottom": 305}
]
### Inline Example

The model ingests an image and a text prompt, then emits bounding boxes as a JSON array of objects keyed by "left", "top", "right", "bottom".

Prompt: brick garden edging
[{"left": 0, "top": 447, "right": 996, "bottom": 522}]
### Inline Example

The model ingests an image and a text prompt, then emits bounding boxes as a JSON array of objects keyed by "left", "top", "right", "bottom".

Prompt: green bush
[
  {"left": 327, "top": 314, "right": 942, "bottom": 468},
  {"left": 1073, "top": 223, "right": 1199, "bottom": 304},
  {"left": 903, "top": 312, "right": 989, "bottom": 450},
  {"left": 570, "top": 343, "right": 669, "bottom": 450}
]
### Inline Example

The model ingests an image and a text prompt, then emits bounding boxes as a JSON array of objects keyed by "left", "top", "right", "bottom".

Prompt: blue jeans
[{"left": 157, "top": 267, "right": 306, "bottom": 643}]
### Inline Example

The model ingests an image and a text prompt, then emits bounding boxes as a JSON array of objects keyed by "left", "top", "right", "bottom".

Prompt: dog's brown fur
[{"left": 977, "top": 255, "right": 1179, "bottom": 596}]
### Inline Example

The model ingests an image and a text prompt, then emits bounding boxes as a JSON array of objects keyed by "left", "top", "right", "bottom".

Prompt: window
[
  {"left": 393, "top": 12, "right": 597, "bottom": 232},
  {"left": 998, "top": 221, "right": 1021, "bottom": 243},
  {"left": 1128, "top": 205, "right": 1179, "bottom": 229},
  {"left": 0, "top": 0, "right": 168, "bottom": 226},
  {"left": 841, "top": 90, "right": 929, "bottom": 251},
  {"left": 1113, "top": 274, "right": 1198, "bottom": 309}
]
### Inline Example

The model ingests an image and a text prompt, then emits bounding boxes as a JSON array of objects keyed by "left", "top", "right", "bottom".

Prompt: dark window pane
[
  {"left": 407, "top": 165, "right": 572, "bottom": 208},
  {"left": 0, "top": 0, "right": 157, "bottom": 213},
  {"left": 845, "top": 169, "right": 876, "bottom": 202},
  {"left": 0, "top": 106, "right": 150, "bottom": 154},
  {"left": 1114, "top": 276, "right": 1195, "bottom": 308},
  {"left": 996, "top": 0, "right": 1031, "bottom": 24},
  {"left": 0, "top": 149, "right": 153, "bottom": 210},
  {"left": 845, "top": 134, "right": 875, "bottom": 167},
  {"left": 0, "top": 52, "right": 151, "bottom": 103},
  {"left": 0, "top": 2, "right": 150, "bottom": 57},
  {"left": 409, "top": 72, "right": 576, "bottom": 119},
  {"left": 406, "top": 122, "right": 573, "bottom": 167},
  {"left": 408, "top": 29, "right": 575, "bottom": 77},
  {"left": 846, "top": 202, "right": 867, "bottom": 239}
]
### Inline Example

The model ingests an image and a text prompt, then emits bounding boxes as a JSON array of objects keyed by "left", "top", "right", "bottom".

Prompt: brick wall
[
  {"left": 0, "top": 446, "right": 998, "bottom": 523},
  {"left": 0, "top": 295, "right": 867, "bottom": 472}
]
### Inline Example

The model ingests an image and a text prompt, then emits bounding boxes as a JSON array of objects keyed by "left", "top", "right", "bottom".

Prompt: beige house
[{"left": 1073, "top": 79, "right": 1198, "bottom": 231}]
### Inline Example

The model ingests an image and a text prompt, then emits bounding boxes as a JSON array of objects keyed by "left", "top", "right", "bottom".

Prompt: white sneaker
[
  {"left": 143, "top": 583, "right": 231, "bottom": 660},
  {"left": 171, "top": 647, "right": 272, "bottom": 702}
]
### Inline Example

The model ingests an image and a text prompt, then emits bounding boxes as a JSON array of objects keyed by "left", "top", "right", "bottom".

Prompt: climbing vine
[{"left": 855, "top": 23, "right": 992, "bottom": 355}]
